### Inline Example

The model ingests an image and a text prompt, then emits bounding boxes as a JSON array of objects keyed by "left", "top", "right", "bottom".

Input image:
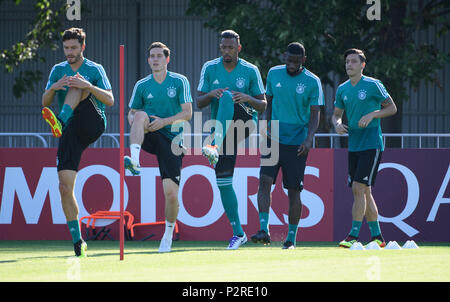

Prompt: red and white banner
[
  {"left": 1, "top": 148, "right": 449, "bottom": 242},
  {"left": 0, "top": 148, "right": 333, "bottom": 241}
]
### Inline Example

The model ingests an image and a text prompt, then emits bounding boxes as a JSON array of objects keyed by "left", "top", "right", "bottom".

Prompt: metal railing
[
  {"left": 1, "top": 132, "right": 449, "bottom": 148},
  {"left": 0, "top": 133, "right": 50, "bottom": 148},
  {"left": 312, "top": 133, "right": 450, "bottom": 149}
]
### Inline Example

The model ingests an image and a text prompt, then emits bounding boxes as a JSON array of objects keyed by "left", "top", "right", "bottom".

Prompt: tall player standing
[
  {"left": 124, "top": 42, "right": 192, "bottom": 253},
  {"left": 332, "top": 48, "right": 397, "bottom": 248},
  {"left": 41, "top": 28, "right": 114, "bottom": 257},
  {"left": 197, "top": 30, "right": 266, "bottom": 250},
  {"left": 251, "top": 42, "right": 323, "bottom": 249}
]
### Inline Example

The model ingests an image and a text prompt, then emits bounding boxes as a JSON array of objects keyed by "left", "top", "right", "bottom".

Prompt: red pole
[{"left": 119, "top": 45, "right": 125, "bottom": 260}]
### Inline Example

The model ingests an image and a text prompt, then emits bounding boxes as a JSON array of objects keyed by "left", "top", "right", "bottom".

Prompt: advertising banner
[
  {"left": 0, "top": 148, "right": 448, "bottom": 242},
  {"left": 333, "top": 149, "right": 450, "bottom": 242}
]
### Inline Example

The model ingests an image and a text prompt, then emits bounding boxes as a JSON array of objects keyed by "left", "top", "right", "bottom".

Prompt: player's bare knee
[
  {"left": 134, "top": 110, "right": 147, "bottom": 120},
  {"left": 133, "top": 111, "right": 149, "bottom": 125},
  {"left": 67, "top": 87, "right": 83, "bottom": 96},
  {"left": 59, "top": 182, "right": 74, "bottom": 197},
  {"left": 80, "top": 89, "right": 90, "bottom": 100},
  {"left": 64, "top": 87, "right": 83, "bottom": 108},
  {"left": 352, "top": 182, "right": 366, "bottom": 196},
  {"left": 164, "top": 189, "right": 178, "bottom": 204}
]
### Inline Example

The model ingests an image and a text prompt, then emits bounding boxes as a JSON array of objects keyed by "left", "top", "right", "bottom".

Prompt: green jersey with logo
[
  {"left": 334, "top": 76, "right": 390, "bottom": 151},
  {"left": 197, "top": 57, "right": 265, "bottom": 122},
  {"left": 129, "top": 71, "right": 193, "bottom": 143},
  {"left": 266, "top": 65, "right": 324, "bottom": 145},
  {"left": 45, "top": 58, "right": 112, "bottom": 127}
]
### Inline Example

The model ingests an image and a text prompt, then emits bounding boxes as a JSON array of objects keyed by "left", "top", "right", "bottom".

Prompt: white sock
[
  {"left": 130, "top": 144, "right": 141, "bottom": 164},
  {"left": 163, "top": 220, "right": 175, "bottom": 239}
]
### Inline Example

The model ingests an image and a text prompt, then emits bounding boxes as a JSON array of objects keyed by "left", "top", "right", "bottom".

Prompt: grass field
[{"left": 0, "top": 240, "right": 449, "bottom": 282}]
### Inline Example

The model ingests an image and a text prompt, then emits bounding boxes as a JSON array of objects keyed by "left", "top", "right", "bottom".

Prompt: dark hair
[
  {"left": 220, "top": 30, "right": 240, "bottom": 45},
  {"left": 62, "top": 28, "right": 86, "bottom": 45},
  {"left": 287, "top": 42, "right": 305, "bottom": 57},
  {"left": 344, "top": 48, "right": 366, "bottom": 63},
  {"left": 148, "top": 42, "right": 170, "bottom": 58}
]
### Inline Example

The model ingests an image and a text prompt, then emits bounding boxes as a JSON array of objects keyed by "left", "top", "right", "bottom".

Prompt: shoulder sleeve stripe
[
  {"left": 128, "top": 75, "right": 151, "bottom": 107},
  {"left": 197, "top": 58, "right": 220, "bottom": 91},
  {"left": 363, "top": 77, "right": 389, "bottom": 98},
  {"left": 267, "top": 65, "right": 285, "bottom": 75},
  {"left": 270, "top": 65, "right": 285, "bottom": 70},
  {"left": 85, "top": 61, "right": 111, "bottom": 89},
  {"left": 305, "top": 70, "right": 324, "bottom": 105},
  {"left": 241, "top": 60, "right": 265, "bottom": 94},
  {"left": 97, "top": 64, "right": 112, "bottom": 89},
  {"left": 338, "top": 79, "right": 350, "bottom": 89}
]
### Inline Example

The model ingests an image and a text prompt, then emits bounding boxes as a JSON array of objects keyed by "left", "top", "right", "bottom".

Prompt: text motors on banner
[{"left": 0, "top": 148, "right": 448, "bottom": 241}]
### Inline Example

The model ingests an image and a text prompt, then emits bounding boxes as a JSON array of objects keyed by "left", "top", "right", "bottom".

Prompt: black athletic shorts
[
  {"left": 57, "top": 95, "right": 105, "bottom": 172},
  {"left": 259, "top": 138, "right": 308, "bottom": 191},
  {"left": 348, "top": 149, "right": 382, "bottom": 187},
  {"left": 141, "top": 130, "right": 184, "bottom": 185},
  {"left": 215, "top": 103, "right": 256, "bottom": 179}
]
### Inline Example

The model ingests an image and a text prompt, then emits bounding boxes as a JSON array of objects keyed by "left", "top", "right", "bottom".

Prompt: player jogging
[
  {"left": 41, "top": 28, "right": 114, "bottom": 257},
  {"left": 332, "top": 48, "right": 397, "bottom": 248},
  {"left": 197, "top": 30, "right": 266, "bottom": 250},
  {"left": 251, "top": 42, "right": 323, "bottom": 249},
  {"left": 124, "top": 42, "right": 192, "bottom": 253}
]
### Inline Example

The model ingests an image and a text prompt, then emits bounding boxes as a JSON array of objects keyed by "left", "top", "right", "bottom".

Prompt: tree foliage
[
  {"left": 0, "top": 0, "right": 66, "bottom": 98},
  {"left": 187, "top": 0, "right": 450, "bottom": 132}
]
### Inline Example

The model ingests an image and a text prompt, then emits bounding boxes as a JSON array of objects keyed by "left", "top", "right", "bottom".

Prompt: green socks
[
  {"left": 67, "top": 220, "right": 82, "bottom": 244},
  {"left": 349, "top": 220, "right": 362, "bottom": 238},
  {"left": 58, "top": 104, "right": 73, "bottom": 125},
  {"left": 348, "top": 220, "right": 381, "bottom": 238},
  {"left": 217, "top": 177, "right": 244, "bottom": 236},
  {"left": 259, "top": 212, "right": 269, "bottom": 233},
  {"left": 259, "top": 214, "right": 298, "bottom": 244},
  {"left": 368, "top": 220, "right": 381, "bottom": 238},
  {"left": 286, "top": 224, "right": 298, "bottom": 243},
  {"left": 214, "top": 91, "right": 234, "bottom": 151}
]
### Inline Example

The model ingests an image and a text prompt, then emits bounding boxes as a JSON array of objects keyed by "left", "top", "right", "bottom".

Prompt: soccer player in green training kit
[
  {"left": 197, "top": 30, "right": 267, "bottom": 249},
  {"left": 251, "top": 42, "right": 323, "bottom": 249},
  {"left": 41, "top": 28, "right": 114, "bottom": 257},
  {"left": 332, "top": 49, "right": 397, "bottom": 248},
  {"left": 124, "top": 42, "right": 192, "bottom": 253}
]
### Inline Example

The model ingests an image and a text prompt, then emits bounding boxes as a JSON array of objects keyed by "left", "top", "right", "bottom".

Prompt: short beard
[
  {"left": 287, "top": 67, "right": 302, "bottom": 76},
  {"left": 68, "top": 54, "right": 82, "bottom": 65}
]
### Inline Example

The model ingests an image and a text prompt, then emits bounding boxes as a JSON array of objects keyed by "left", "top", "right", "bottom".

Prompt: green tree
[
  {"left": 187, "top": 0, "right": 450, "bottom": 135},
  {"left": 0, "top": 0, "right": 66, "bottom": 98}
]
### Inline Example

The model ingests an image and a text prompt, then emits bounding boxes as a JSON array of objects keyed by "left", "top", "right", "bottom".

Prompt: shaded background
[{"left": 0, "top": 0, "right": 449, "bottom": 148}]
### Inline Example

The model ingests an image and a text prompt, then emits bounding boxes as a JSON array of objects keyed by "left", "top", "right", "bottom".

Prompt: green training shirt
[
  {"left": 129, "top": 71, "right": 193, "bottom": 144},
  {"left": 334, "top": 75, "right": 390, "bottom": 151},
  {"left": 266, "top": 65, "right": 324, "bottom": 145},
  {"left": 197, "top": 57, "right": 265, "bottom": 122},
  {"left": 45, "top": 58, "right": 112, "bottom": 127}
]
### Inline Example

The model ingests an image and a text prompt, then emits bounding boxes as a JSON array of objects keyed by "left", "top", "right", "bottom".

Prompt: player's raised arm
[
  {"left": 69, "top": 72, "right": 114, "bottom": 107},
  {"left": 39, "top": 27, "right": 114, "bottom": 258},
  {"left": 123, "top": 42, "right": 190, "bottom": 253},
  {"left": 196, "top": 88, "right": 229, "bottom": 109},
  {"left": 147, "top": 102, "right": 192, "bottom": 132},
  {"left": 42, "top": 74, "right": 69, "bottom": 107},
  {"left": 231, "top": 91, "right": 266, "bottom": 113}
]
